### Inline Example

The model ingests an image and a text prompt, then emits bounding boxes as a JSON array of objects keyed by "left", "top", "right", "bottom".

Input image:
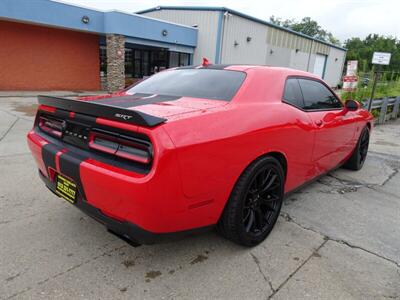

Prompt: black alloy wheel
[
  {"left": 343, "top": 126, "right": 370, "bottom": 171},
  {"left": 358, "top": 128, "right": 370, "bottom": 166},
  {"left": 243, "top": 167, "right": 281, "bottom": 235},
  {"left": 217, "top": 156, "right": 284, "bottom": 246}
]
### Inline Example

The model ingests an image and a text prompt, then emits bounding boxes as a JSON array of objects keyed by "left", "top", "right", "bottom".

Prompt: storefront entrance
[{"left": 100, "top": 44, "right": 191, "bottom": 86}]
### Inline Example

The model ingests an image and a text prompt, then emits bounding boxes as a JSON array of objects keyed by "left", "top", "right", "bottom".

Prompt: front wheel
[
  {"left": 343, "top": 126, "right": 370, "bottom": 171},
  {"left": 217, "top": 156, "right": 284, "bottom": 247}
]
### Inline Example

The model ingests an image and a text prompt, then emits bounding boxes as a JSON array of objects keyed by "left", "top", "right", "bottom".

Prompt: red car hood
[{"left": 80, "top": 93, "right": 228, "bottom": 120}]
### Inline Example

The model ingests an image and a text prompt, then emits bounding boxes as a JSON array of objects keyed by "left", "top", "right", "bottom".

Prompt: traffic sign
[
  {"left": 346, "top": 60, "right": 358, "bottom": 76},
  {"left": 372, "top": 52, "right": 391, "bottom": 65},
  {"left": 343, "top": 75, "right": 358, "bottom": 91}
]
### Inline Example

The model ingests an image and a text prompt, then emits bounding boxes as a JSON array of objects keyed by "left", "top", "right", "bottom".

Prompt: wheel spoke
[
  {"left": 246, "top": 210, "right": 255, "bottom": 232},
  {"left": 243, "top": 208, "right": 251, "bottom": 222},
  {"left": 260, "top": 199, "right": 276, "bottom": 211},
  {"left": 260, "top": 174, "right": 277, "bottom": 193},
  {"left": 255, "top": 208, "right": 265, "bottom": 229}
]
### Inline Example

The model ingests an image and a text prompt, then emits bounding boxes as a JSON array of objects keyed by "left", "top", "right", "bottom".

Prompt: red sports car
[{"left": 27, "top": 65, "right": 373, "bottom": 247}]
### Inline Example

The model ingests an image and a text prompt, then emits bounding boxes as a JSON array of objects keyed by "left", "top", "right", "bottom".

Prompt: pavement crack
[
  {"left": 280, "top": 213, "right": 400, "bottom": 268},
  {"left": 250, "top": 252, "right": 275, "bottom": 293},
  {"left": 5, "top": 287, "right": 32, "bottom": 300},
  {"left": 0, "top": 118, "right": 19, "bottom": 142},
  {"left": 0, "top": 108, "right": 32, "bottom": 122},
  {"left": 6, "top": 243, "right": 126, "bottom": 299},
  {"left": 268, "top": 239, "right": 328, "bottom": 299},
  {"left": 37, "top": 243, "right": 126, "bottom": 285},
  {"left": 382, "top": 168, "right": 399, "bottom": 186}
]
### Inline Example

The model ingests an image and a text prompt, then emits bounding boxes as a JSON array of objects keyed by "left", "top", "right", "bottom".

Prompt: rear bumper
[
  {"left": 39, "top": 171, "right": 212, "bottom": 245},
  {"left": 27, "top": 125, "right": 217, "bottom": 244}
]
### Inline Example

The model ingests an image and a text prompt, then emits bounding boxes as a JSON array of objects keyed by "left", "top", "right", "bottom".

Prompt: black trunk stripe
[
  {"left": 91, "top": 94, "right": 181, "bottom": 108},
  {"left": 42, "top": 144, "right": 59, "bottom": 175},
  {"left": 58, "top": 151, "right": 88, "bottom": 200}
]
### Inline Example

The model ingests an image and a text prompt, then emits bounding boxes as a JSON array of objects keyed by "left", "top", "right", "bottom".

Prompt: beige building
[{"left": 138, "top": 6, "right": 346, "bottom": 87}]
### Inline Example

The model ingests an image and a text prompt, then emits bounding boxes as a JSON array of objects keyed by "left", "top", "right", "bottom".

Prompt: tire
[
  {"left": 343, "top": 126, "right": 370, "bottom": 171},
  {"left": 217, "top": 156, "right": 284, "bottom": 247}
]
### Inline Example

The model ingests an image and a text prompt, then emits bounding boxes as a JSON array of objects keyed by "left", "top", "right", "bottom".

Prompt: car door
[
  {"left": 281, "top": 78, "right": 316, "bottom": 187},
  {"left": 298, "top": 78, "right": 355, "bottom": 173}
]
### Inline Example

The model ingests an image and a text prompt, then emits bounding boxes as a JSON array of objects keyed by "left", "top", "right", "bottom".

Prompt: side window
[
  {"left": 283, "top": 78, "right": 304, "bottom": 108},
  {"left": 298, "top": 79, "right": 342, "bottom": 110}
]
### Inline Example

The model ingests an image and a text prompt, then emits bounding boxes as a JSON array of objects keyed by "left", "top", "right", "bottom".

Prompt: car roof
[{"left": 175, "top": 64, "right": 319, "bottom": 80}]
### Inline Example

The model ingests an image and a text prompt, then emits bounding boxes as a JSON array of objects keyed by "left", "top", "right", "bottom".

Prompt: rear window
[{"left": 126, "top": 69, "right": 246, "bottom": 101}]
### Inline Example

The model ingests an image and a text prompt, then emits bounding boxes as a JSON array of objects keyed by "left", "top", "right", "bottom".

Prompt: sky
[{"left": 60, "top": 0, "right": 399, "bottom": 43}]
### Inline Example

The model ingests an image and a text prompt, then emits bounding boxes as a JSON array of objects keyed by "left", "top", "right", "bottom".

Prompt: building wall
[
  {"left": 0, "top": 20, "right": 100, "bottom": 90},
  {"left": 141, "top": 9, "right": 347, "bottom": 87},
  {"left": 220, "top": 13, "right": 266, "bottom": 64},
  {"left": 143, "top": 10, "right": 219, "bottom": 64},
  {"left": 324, "top": 47, "right": 347, "bottom": 87}
]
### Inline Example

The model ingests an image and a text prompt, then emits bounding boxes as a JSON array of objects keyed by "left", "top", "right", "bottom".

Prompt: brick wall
[{"left": 0, "top": 20, "right": 101, "bottom": 90}]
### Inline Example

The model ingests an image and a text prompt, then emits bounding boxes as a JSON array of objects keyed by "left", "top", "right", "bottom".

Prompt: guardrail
[{"left": 363, "top": 96, "right": 400, "bottom": 124}]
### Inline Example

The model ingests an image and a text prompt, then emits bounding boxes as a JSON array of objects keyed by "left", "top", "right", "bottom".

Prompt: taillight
[
  {"left": 38, "top": 116, "right": 64, "bottom": 138},
  {"left": 88, "top": 131, "right": 152, "bottom": 164}
]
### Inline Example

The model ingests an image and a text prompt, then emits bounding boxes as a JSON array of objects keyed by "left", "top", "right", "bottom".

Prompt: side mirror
[{"left": 344, "top": 100, "right": 360, "bottom": 111}]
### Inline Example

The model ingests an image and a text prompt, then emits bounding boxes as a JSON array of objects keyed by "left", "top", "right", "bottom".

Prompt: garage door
[{"left": 313, "top": 54, "right": 327, "bottom": 79}]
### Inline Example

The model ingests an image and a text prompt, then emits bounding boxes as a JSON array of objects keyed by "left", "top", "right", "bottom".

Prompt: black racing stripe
[
  {"left": 175, "top": 65, "right": 196, "bottom": 70},
  {"left": 90, "top": 94, "right": 181, "bottom": 108},
  {"left": 176, "top": 64, "right": 233, "bottom": 70},
  {"left": 55, "top": 109, "right": 69, "bottom": 119},
  {"left": 53, "top": 109, "right": 97, "bottom": 126},
  {"left": 58, "top": 151, "right": 89, "bottom": 200},
  {"left": 42, "top": 144, "right": 60, "bottom": 175},
  {"left": 202, "top": 64, "right": 233, "bottom": 70},
  {"left": 73, "top": 113, "right": 97, "bottom": 126}
]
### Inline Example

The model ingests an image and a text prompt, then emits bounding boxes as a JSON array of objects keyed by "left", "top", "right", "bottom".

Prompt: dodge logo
[{"left": 114, "top": 113, "right": 133, "bottom": 120}]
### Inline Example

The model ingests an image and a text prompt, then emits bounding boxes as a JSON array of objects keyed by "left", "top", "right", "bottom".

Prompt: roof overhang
[
  {"left": 137, "top": 6, "right": 346, "bottom": 51},
  {"left": 0, "top": 0, "right": 197, "bottom": 48}
]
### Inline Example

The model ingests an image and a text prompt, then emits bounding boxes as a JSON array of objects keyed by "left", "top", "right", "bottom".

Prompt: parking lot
[{"left": 1, "top": 95, "right": 399, "bottom": 299}]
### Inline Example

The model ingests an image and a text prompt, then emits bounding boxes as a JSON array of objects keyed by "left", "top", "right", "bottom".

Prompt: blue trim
[
  {"left": 0, "top": 0, "right": 197, "bottom": 47},
  {"left": 137, "top": 6, "right": 346, "bottom": 51},
  {"left": 214, "top": 11, "right": 224, "bottom": 64}
]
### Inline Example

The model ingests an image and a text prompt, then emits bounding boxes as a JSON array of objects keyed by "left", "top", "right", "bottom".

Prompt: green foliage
[
  {"left": 344, "top": 34, "right": 400, "bottom": 72},
  {"left": 341, "top": 71, "right": 400, "bottom": 102},
  {"left": 269, "top": 16, "right": 341, "bottom": 46}
]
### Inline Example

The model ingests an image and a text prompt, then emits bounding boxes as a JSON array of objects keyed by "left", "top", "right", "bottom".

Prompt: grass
[{"left": 341, "top": 80, "right": 400, "bottom": 103}]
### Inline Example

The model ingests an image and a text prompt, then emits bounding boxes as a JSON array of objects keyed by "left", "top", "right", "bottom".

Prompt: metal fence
[{"left": 363, "top": 96, "right": 400, "bottom": 124}]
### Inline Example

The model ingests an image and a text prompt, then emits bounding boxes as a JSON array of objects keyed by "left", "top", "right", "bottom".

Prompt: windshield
[{"left": 126, "top": 69, "right": 246, "bottom": 101}]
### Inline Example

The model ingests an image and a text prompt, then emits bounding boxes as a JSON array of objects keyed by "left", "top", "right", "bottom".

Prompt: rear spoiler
[{"left": 38, "top": 95, "right": 166, "bottom": 127}]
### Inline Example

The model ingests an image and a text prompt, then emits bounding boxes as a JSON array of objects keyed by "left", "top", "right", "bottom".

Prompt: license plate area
[{"left": 56, "top": 174, "right": 77, "bottom": 203}]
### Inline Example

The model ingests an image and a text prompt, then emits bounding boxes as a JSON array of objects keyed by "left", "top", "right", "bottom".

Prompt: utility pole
[{"left": 367, "top": 65, "right": 380, "bottom": 111}]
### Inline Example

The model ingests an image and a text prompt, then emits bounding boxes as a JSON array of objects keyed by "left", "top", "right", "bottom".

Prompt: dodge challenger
[{"left": 27, "top": 64, "right": 373, "bottom": 247}]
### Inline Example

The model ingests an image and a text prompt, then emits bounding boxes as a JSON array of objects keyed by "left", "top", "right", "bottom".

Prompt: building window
[
  {"left": 169, "top": 52, "right": 180, "bottom": 68},
  {"left": 169, "top": 52, "right": 190, "bottom": 68},
  {"left": 101, "top": 44, "right": 191, "bottom": 79},
  {"left": 125, "top": 48, "right": 133, "bottom": 78},
  {"left": 99, "top": 46, "right": 107, "bottom": 76}
]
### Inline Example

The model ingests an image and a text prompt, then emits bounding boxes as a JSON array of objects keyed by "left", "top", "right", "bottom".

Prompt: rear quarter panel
[{"left": 163, "top": 71, "right": 316, "bottom": 222}]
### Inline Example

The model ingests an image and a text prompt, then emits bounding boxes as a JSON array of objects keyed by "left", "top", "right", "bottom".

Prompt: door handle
[{"left": 315, "top": 120, "right": 323, "bottom": 127}]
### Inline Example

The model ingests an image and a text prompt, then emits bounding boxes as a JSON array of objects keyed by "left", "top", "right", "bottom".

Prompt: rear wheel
[
  {"left": 217, "top": 156, "right": 284, "bottom": 247},
  {"left": 343, "top": 126, "right": 370, "bottom": 170}
]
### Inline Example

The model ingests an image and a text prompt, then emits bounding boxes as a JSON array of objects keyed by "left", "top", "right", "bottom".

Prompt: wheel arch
[{"left": 266, "top": 151, "right": 288, "bottom": 182}]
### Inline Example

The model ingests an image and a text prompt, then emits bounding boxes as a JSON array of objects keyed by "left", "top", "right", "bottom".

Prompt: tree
[
  {"left": 269, "top": 16, "right": 341, "bottom": 45},
  {"left": 344, "top": 35, "right": 400, "bottom": 72}
]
